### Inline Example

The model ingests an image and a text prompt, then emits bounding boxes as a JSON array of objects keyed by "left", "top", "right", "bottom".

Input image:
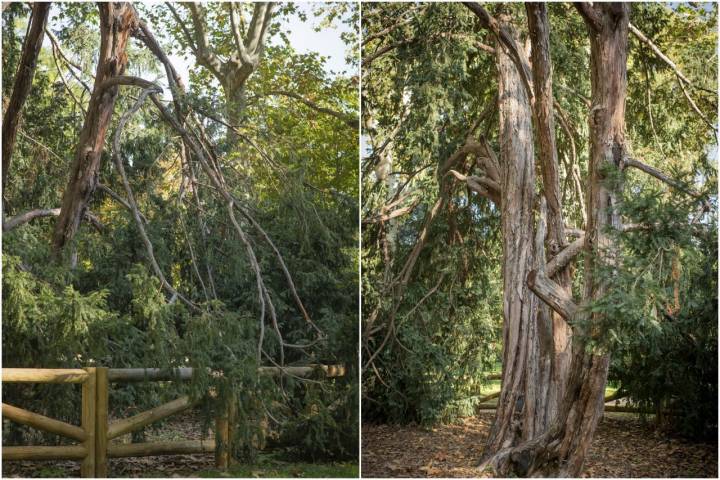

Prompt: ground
[
  {"left": 361, "top": 412, "right": 718, "bottom": 478},
  {"left": 2, "top": 410, "right": 357, "bottom": 478}
]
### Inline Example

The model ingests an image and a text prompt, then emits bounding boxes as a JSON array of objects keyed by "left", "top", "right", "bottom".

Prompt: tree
[
  {"left": 51, "top": 3, "right": 137, "bottom": 254},
  {"left": 166, "top": 2, "right": 273, "bottom": 143},
  {"left": 2, "top": 2, "right": 49, "bottom": 191},
  {"left": 362, "top": 2, "right": 716, "bottom": 476}
]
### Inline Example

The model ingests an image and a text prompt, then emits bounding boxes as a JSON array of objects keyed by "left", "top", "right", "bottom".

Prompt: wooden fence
[{"left": 2, "top": 365, "right": 345, "bottom": 477}]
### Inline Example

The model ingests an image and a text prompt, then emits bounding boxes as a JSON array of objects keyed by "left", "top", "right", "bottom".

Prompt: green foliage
[
  {"left": 2, "top": 3, "right": 357, "bottom": 462},
  {"left": 361, "top": 2, "right": 717, "bottom": 438}
]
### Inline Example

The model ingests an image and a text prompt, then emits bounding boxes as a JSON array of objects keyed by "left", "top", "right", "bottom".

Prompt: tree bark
[
  {"left": 526, "top": 2, "right": 573, "bottom": 418},
  {"left": 51, "top": 3, "right": 137, "bottom": 255},
  {"left": 484, "top": 17, "right": 555, "bottom": 454},
  {"left": 483, "top": 4, "right": 630, "bottom": 476},
  {"left": 2, "top": 2, "right": 50, "bottom": 191}
]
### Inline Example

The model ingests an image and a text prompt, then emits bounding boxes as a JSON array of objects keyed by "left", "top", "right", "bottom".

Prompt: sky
[
  {"left": 38, "top": 3, "right": 355, "bottom": 95},
  {"left": 163, "top": 3, "right": 356, "bottom": 89}
]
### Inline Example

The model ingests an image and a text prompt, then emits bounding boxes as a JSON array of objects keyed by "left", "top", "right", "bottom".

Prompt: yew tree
[{"left": 362, "top": 2, "right": 716, "bottom": 476}]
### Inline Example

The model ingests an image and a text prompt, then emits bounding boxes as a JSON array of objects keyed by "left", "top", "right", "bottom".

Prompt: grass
[
  {"left": 197, "top": 453, "right": 358, "bottom": 478},
  {"left": 479, "top": 380, "right": 619, "bottom": 404}
]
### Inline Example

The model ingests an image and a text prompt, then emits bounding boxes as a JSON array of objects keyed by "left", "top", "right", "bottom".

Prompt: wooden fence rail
[{"left": 2, "top": 365, "right": 345, "bottom": 477}]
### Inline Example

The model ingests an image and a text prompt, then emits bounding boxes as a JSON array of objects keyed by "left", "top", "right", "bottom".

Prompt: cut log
[
  {"left": 2, "top": 403, "right": 86, "bottom": 441},
  {"left": 2, "top": 445, "right": 87, "bottom": 461},
  {"left": 107, "top": 439, "right": 216, "bottom": 458},
  {"left": 108, "top": 396, "right": 195, "bottom": 440},
  {"left": 107, "top": 367, "right": 194, "bottom": 383},
  {"left": 258, "top": 364, "right": 346, "bottom": 378},
  {"left": 2, "top": 368, "right": 88, "bottom": 383}
]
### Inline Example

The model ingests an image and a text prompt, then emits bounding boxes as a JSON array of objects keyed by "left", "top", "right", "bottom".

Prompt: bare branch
[
  {"left": 546, "top": 235, "right": 585, "bottom": 278},
  {"left": 98, "top": 75, "right": 159, "bottom": 93},
  {"left": 527, "top": 270, "right": 578, "bottom": 320},
  {"left": 623, "top": 156, "right": 705, "bottom": 200},
  {"left": 4, "top": 208, "right": 102, "bottom": 232},
  {"left": 447, "top": 170, "right": 500, "bottom": 204}
]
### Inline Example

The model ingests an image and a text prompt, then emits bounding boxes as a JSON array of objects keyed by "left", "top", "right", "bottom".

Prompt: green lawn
[
  {"left": 197, "top": 453, "right": 358, "bottom": 478},
  {"left": 479, "top": 380, "right": 618, "bottom": 402}
]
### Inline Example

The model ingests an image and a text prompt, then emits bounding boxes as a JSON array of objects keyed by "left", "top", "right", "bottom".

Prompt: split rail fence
[{"left": 1, "top": 365, "right": 345, "bottom": 477}]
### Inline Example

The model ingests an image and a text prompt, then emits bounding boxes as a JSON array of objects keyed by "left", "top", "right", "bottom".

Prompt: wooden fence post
[
  {"left": 214, "top": 399, "right": 230, "bottom": 470},
  {"left": 81, "top": 367, "right": 97, "bottom": 478},
  {"left": 215, "top": 391, "right": 237, "bottom": 470},
  {"left": 95, "top": 367, "right": 109, "bottom": 478},
  {"left": 227, "top": 393, "right": 237, "bottom": 467}
]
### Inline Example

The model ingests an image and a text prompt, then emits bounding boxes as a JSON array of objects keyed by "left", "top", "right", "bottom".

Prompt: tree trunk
[
  {"left": 51, "top": 3, "right": 137, "bottom": 255},
  {"left": 526, "top": 2, "right": 572, "bottom": 420},
  {"left": 483, "top": 5, "right": 629, "bottom": 476},
  {"left": 223, "top": 82, "right": 246, "bottom": 145},
  {"left": 2, "top": 2, "right": 50, "bottom": 191},
  {"left": 484, "top": 17, "right": 555, "bottom": 455}
]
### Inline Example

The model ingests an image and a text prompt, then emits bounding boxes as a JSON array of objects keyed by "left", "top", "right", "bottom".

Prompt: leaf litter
[{"left": 361, "top": 412, "right": 717, "bottom": 478}]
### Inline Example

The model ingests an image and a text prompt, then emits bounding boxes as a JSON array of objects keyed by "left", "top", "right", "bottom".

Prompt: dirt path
[{"left": 361, "top": 412, "right": 718, "bottom": 478}]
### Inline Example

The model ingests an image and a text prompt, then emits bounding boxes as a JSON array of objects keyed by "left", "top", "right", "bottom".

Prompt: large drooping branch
[
  {"left": 2, "top": 2, "right": 50, "bottom": 190},
  {"left": 132, "top": 21, "right": 323, "bottom": 364},
  {"left": 52, "top": 2, "right": 137, "bottom": 255},
  {"left": 110, "top": 82, "right": 197, "bottom": 311}
]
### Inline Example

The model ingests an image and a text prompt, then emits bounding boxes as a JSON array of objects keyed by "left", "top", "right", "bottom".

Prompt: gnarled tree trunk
[
  {"left": 526, "top": 1, "right": 573, "bottom": 422},
  {"left": 51, "top": 3, "right": 137, "bottom": 255},
  {"left": 484, "top": 4, "right": 630, "bottom": 476},
  {"left": 484, "top": 17, "right": 556, "bottom": 454}
]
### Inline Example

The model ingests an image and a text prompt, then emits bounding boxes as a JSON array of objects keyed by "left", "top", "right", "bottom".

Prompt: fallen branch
[{"left": 111, "top": 83, "right": 197, "bottom": 311}]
